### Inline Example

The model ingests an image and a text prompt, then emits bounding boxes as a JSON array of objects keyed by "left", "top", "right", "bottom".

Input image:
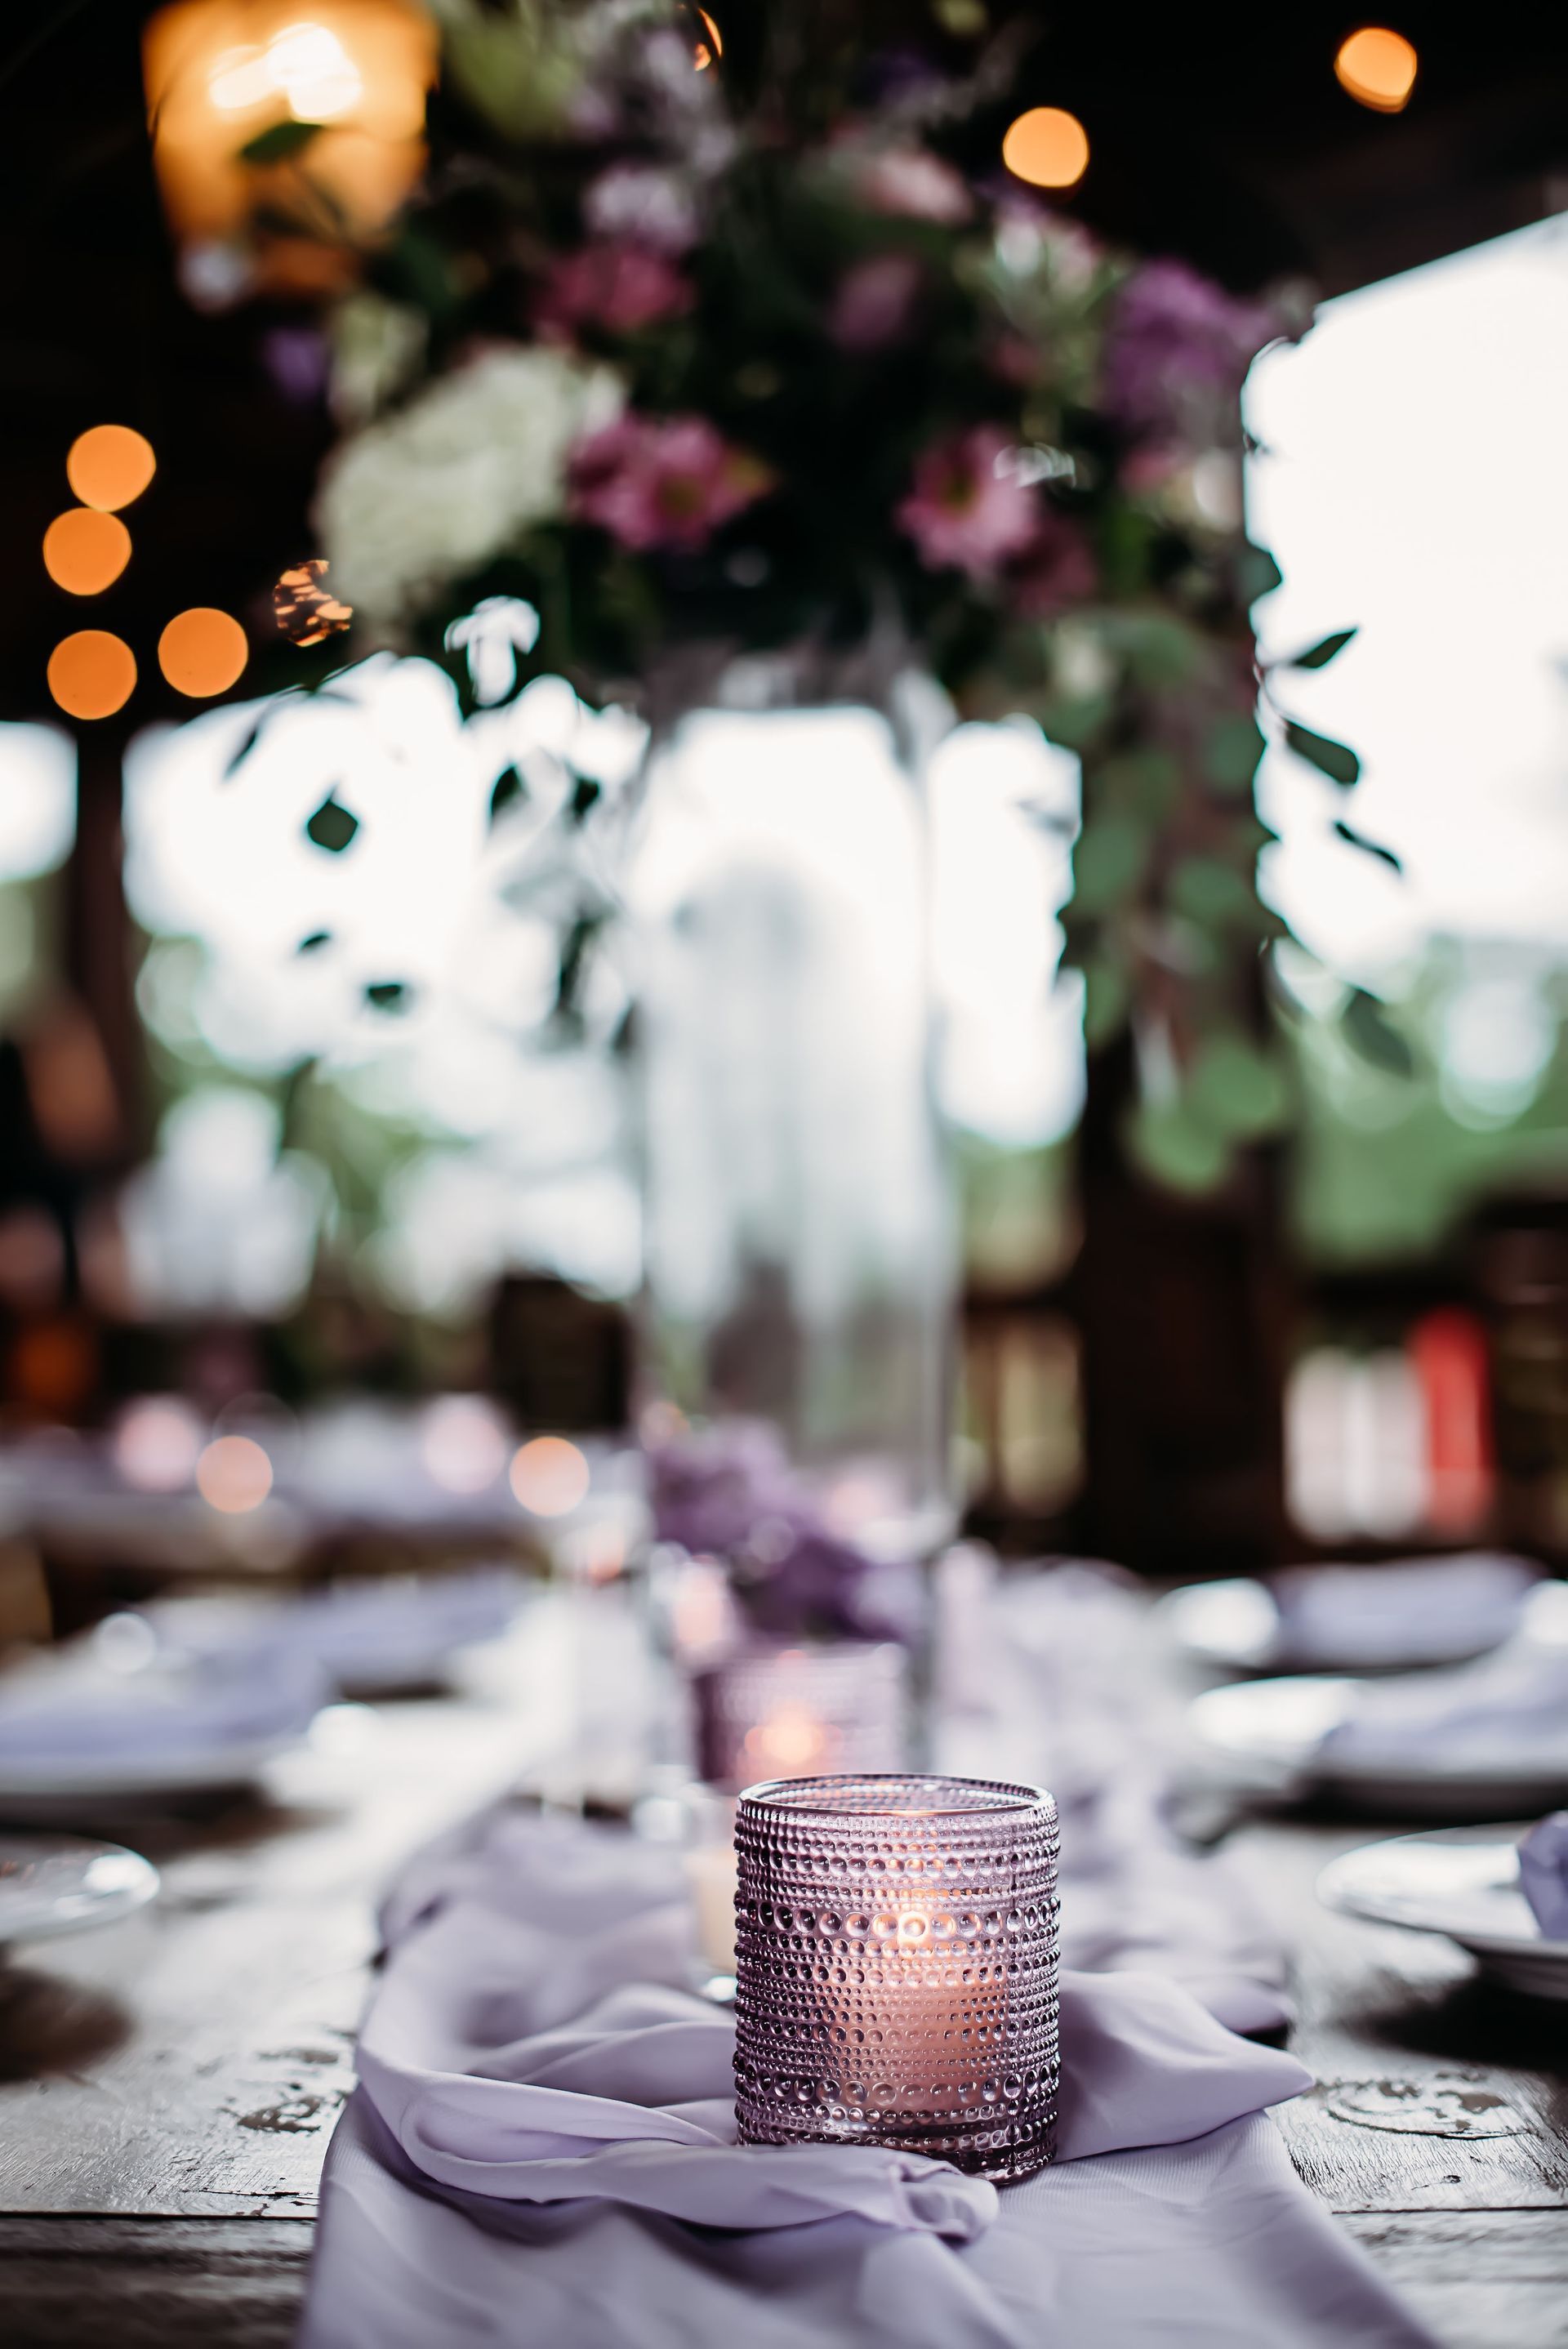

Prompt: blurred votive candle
[{"left": 733, "top": 1773, "right": 1060, "bottom": 2182}]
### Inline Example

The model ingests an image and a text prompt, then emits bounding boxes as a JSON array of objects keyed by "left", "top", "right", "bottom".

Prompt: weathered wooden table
[{"left": 3, "top": 1695, "right": 1566, "bottom": 2343}]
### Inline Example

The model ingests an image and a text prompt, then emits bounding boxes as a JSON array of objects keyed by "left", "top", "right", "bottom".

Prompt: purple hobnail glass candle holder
[
  {"left": 733, "top": 1772, "right": 1060, "bottom": 2182},
  {"left": 693, "top": 1640, "right": 909, "bottom": 1792}
]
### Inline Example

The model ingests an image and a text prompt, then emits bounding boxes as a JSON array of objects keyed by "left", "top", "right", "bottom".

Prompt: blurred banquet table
[{"left": 2, "top": 1683, "right": 1566, "bottom": 2342}]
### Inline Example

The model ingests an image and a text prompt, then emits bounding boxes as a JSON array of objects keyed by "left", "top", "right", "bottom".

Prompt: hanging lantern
[{"left": 142, "top": 0, "right": 438, "bottom": 298}]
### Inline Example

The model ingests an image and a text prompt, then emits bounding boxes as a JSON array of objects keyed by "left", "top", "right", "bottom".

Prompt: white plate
[
  {"left": 1188, "top": 1674, "right": 1568, "bottom": 1816},
  {"left": 0, "top": 1732, "right": 305, "bottom": 1805},
  {"left": 1161, "top": 1567, "right": 1554, "bottom": 1677},
  {"left": 0, "top": 1834, "right": 159, "bottom": 1945},
  {"left": 1318, "top": 1826, "right": 1568, "bottom": 1999}
]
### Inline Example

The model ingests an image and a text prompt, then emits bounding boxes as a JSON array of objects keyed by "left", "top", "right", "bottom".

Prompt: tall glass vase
[{"left": 630, "top": 651, "right": 955, "bottom": 1566}]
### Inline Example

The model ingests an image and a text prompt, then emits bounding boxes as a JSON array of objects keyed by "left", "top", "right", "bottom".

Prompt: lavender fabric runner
[{"left": 299, "top": 1807, "right": 1437, "bottom": 2347}]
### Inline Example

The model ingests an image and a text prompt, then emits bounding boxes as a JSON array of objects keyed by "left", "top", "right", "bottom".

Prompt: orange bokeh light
[
  {"left": 509, "top": 1435, "right": 591, "bottom": 1518},
  {"left": 47, "top": 631, "right": 137, "bottom": 720},
  {"left": 43, "top": 508, "right": 132, "bottom": 596},
  {"left": 694, "top": 7, "right": 722, "bottom": 68},
  {"left": 143, "top": 1, "right": 438, "bottom": 292},
  {"left": 158, "top": 606, "right": 249, "bottom": 697},
  {"left": 1001, "top": 105, "right": 1090, "bottom": 190},
  {"left": 1334, "top": 27, "right": 1418, "bottom": 112},
  {"left": 196, "top": 1433, "right": 274, "bottom": 1513},
  {"left": 66, "top": 425, "right": 157, "bottom": 512}
]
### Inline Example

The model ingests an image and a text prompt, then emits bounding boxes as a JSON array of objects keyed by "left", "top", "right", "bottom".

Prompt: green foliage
[
  {"left": 1283, "top": 718, "right": 1361, "bottom": 788},
  {"left": 239, "top": 118, "right": 324, "bottom": 164},
  {"left": 1342, "top": 986, "right": 1416, "bottom": 1077},
  {"left": 1285, "top": 626, "right": 1357, "bottom": 670},
  {"left": 305, "top": 792, "right": 359, "bottom": 853}
]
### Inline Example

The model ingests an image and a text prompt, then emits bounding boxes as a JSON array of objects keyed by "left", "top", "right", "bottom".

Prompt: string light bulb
[
  {"left": 43, "top": 510, "right": 132, "bottom": 595},
  {"left": 66, "top": 426, "right": 156, "bottom": 512},
  {"left": 158, "top": 606, "right": 249, "bottom": 697},
  {"left": 1001, "top": 106, "right": 1090, "bottom": 190},
  {"left": 47, "top": 631, "right": 137, "bottom": 720},
  {"left": 1334, "top": 26, "right": 1418, "bottom": 112}
]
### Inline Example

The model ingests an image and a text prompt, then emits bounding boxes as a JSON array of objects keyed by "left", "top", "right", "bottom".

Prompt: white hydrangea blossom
[{"left": 316, "top": 346, "right": 623, "bottom": 636}]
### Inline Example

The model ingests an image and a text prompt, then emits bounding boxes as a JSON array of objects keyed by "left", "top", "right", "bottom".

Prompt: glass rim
[{"left": 737, "top": 1771, "right": 1052, "bottom": 1821}]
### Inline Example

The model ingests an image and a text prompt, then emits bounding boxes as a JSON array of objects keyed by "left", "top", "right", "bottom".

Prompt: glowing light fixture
[
  {"left": 143, "top": 2, "right": 439, "bottom": 293},
  {"left": 197, "top": 1431, "right": 274, "bottom": 1511},
  {"left": 158, "top": 607, "right": 250, "bottom": 697},
  {"left": 1334, "top": 26, "right": 1418, "bottom": 112},
  {"left": 1001, "top": 106, "right": 1090, "bottom": 190},
  {"left": 48, "top": 631, "right": 137, "bottom": 720},
  {"left": 509, "top": 1435, "right": 590, "bottom": 1518},
  {"left": 67, "top": 425, "right": 156, "bottom": 512},
  {"left": 693, "top": 8, "right": 722, "bottom": 69},
  {"left": 43, "top": 509, "right": 132, "bottom": 595}
]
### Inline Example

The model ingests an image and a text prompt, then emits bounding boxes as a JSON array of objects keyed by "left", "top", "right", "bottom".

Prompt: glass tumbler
[
  {"left": 733, "top": 1772, "right": 1059, "bottom": 2182},
  {"left": 694, "top": 1640, "right": 910, "bottom": 1791}
]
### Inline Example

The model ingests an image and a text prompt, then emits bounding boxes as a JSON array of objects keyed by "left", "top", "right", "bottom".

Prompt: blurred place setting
[{"left": 1, "top": 6, "right": 1568, "bottom": 2348}]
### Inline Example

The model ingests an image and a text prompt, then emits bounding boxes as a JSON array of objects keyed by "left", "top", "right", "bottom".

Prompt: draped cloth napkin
[
  {"left": 938, "top": 1562, "right": 1293, "bottom": 2035},
  {"left": 299, "top": 1807, "right": 1438, "bottom": 2348}
]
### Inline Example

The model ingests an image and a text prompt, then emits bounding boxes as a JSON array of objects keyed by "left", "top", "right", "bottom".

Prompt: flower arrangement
[{"left": 287, "top": 0, "right": 1370, "bottom": 1192}]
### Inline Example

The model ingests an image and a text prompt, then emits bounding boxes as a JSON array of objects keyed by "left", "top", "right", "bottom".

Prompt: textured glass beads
[{"left": 733, "top": 1773, "right": 1059, "bottom": 2182}]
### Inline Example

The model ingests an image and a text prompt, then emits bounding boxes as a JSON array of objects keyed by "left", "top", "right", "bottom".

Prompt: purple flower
[
  {"left": 1102, "top": 260, "right": 1281, "bottom": 449},
  {"left": 568, "top": 412, "right": 772, "bottom": 552},
  {"left": 583, "top": 163, "right": 700, "bottom": 255},
  {"left": 828, "top": 253, "right": 922, "bottom": 352},
  {"left": 897, "top": 423, "right": 1040, "bottom": 578},
  {"left": 858, "top": 146, "right": 972, "bottom": 225},
  {"left": 647, "top": 1422, "right": 894, "bottom": 1642},
  {"left": 535, "top": 241, "right": 694, "bottom": 341},
  {"left": 262, "top": 324, "right": 329, "bottom": 406}
]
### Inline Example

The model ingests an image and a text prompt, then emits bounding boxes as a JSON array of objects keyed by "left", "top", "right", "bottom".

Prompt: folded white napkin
[
  {"left": 0, "top": 1644, "right": 326, "bottom": 1765},
  {"left": 1271, "top": 1553, "right": 1539, "bottom": 1669},
  {"left": 1319, "top": 1641, "right": 1568, "bottom": 1771},
  {"left": 1519, "top": 1812, "right": 1568, "bottom": 1938},
  {"left": 146, "top": 1568, "right": 521, "bottom": 1693},
  {"left": 300, "top": 1808, "right": 1437, "bottom": 2349}
]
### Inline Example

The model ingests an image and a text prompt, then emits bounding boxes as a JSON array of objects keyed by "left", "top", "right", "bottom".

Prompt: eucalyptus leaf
[
  {"left": 1081, "top": 957, "right": 1130, "bottom": 1047},
  {"left": 1343, "top": 987, "right": 1415, "bottom": 1076},
  {"left": 365, "top": 980, "right": 412, "bottom": 1013},
  {"left": 305, "top": 792, "right": 359, "bottom": 853},
  {"left": 1190, "top": 1036, "right": 1290, "bottom": 1139},
  {"left": 1236, "top": 544, "right": 1284, "bottom": 604},
  {"left": 1334, "top": 818, "right": 1401, "bottom": 871},
  {"left": 489, "top": 765, "right": 525, "bottom": 822},
  {"left": 1167, "top": 856, "right": 1256, "bottom": 929},
  {"left": 1126, "top": 1099, "right": 1232, "bottom": 1196},
  {"left": 1287, "top": 626, "right": 1357, "bottom": 671},
  {"left": 296, "top": 930, "right": 332, "bottom": 955},
  {"left": 1205, "top": 715, "right": 1265, "bottom": 796},
  {"left": 1283, "top": 720, "right": 1361, "bottom": 788},
  {"left": 1071, "top": 818, "right": 1149, "bottom": 916},
  {"left": 240, "top": 118, "right": 323, "bottom": 165},
  {"left": 1097, "top": 750, "right": 1179, "bottom": 821}
]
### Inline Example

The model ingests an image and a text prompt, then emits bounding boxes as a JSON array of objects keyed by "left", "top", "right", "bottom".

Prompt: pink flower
[
  {"left": 828, "top": 253, "right": 922, "bottom": 352},
  {"left": 569, "top": 413, "right": 772, "bottom": 551},
  {"left": 535, "top": 241, "right": 694, "bottom": 341},
  {"left": 858, "top": 147, "right": 972, "bottom": 225},
  {"left": 897, "top": 424, "right": 1040, "bottom": 579}
]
